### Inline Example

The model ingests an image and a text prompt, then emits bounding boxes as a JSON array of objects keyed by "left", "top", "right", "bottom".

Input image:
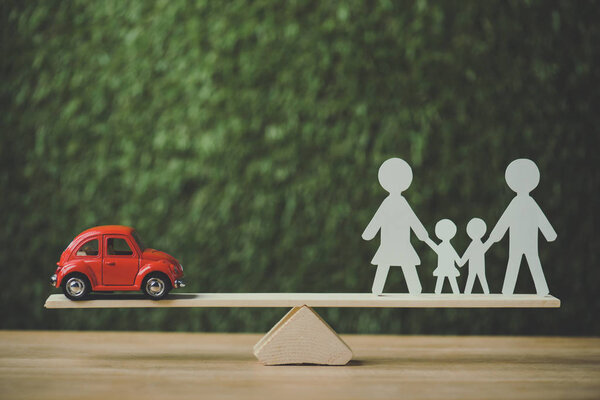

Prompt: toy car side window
[
  {"left": 107, "top": 237, "right": 134, "bottom": 256},
  {"left": 76, "top": 239, "right": 99, "bottom": 256}
]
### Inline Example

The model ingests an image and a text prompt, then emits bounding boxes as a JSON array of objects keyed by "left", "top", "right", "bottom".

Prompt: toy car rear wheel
[
  {"left": 62, "top": 273, "right": 91, "bottom": 300},
  {"left": 142, "top": 273, "right": 171, "bottom": 300}
]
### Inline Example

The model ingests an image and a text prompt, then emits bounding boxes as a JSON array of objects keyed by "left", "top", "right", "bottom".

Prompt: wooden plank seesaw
[{"left": 44, "top": 293, "right": 560, "bottom": 366}]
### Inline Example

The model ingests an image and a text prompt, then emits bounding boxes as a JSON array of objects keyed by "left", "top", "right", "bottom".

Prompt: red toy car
[{"left": 50, "top": 225, "right": 185, "bottom": 300}]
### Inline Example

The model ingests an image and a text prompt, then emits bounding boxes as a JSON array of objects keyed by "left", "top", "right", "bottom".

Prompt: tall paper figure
[
  {"left": 426, "top": 219, "right": 462, "bottom": 294},
  {"left": 458, "top": 218, "right": 492, "bottom": 294},
  {"left": 488, "top": 159, "right": 557, "bottom": 295},
  {"left": 362, "top": 158, "right": 429, "bottom": 295}
]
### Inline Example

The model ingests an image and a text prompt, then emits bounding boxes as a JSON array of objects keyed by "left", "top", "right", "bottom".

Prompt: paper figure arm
[
  {"left": 362, "top": 203, "right": 384, "bottom": 241},
  {"left": 451, "top": 247, "right": 462, "bottom": 267},
  {"left": 535, "top": 201, "right": 557, "bottom": 242},
  {"left": 407, "top": 203, "right": 429, "bottom": 241},
  {"left": 489, "top": 200, "right": 514, "bottom": 243},
  {"left": 457, "top": 244, "right": 472, "bottom": 267},
  {"left": 425, "top": 238, "right": 438, "bottom": 253},
  {"left": 482, "top": 238, "right": 494, "bottom": 253}
]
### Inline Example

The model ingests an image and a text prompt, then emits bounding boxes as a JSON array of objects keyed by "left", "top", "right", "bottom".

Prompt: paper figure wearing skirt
[
  {"left": 426, "top": 219, "right": 461, "bottom": 294},
  {"left": 362, "top": 158, "right": 429, "bottom": 295}
]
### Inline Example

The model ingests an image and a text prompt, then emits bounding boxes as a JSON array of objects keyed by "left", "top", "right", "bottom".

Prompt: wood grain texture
[
  {"left": 0, "top": 331, "right": 598, "bottom": 400},
  {"left": 44, "top": 293, "right": 561, "bottom": 308},
  {"left": 253, "top": 306, "right": 353, "bottom": 365}
]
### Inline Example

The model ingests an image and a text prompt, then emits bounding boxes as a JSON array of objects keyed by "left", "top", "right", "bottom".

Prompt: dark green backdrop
[{"left": 1, "top": 0, "right": 598, "bottom": 335}]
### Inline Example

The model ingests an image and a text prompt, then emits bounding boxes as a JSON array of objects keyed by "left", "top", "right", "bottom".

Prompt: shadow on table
[{"left": 94, "top": 352, "right": 367, "bottom": 366}]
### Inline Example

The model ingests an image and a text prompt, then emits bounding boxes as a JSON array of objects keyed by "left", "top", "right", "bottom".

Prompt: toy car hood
[{"left": 142, "top": 248, "right": 179, "bottom": 265}]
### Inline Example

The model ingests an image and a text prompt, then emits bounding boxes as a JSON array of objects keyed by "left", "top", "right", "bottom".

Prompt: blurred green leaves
[{"left": 1, "top": 0, "right": 598, "bottom": 335}]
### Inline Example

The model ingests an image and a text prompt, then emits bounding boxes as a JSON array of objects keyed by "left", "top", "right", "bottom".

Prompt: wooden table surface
[{"left": 1, "top": 331, "right": 598, "bottom": 400}]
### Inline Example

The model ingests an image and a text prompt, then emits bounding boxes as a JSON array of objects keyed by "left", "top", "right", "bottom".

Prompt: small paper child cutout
[
  {"left": 426, "top": 219, "right": 461, "bottom": 294},
  {"left": 362, "top": 158, "right": 429, "bottom": 295},
  {"left": 488, "top": 159, "right": 557, "bottom": 295},
  {"left": 458, "top": 218, "right": 492, "bottom": 294}
]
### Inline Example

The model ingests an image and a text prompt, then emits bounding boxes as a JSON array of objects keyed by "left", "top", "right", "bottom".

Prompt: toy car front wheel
[
  {"left": 142, "top": 273, "right": 171, "bottom": 300},
  {"left": 62, "top": 273, "right": 91, "bottom": 300}
]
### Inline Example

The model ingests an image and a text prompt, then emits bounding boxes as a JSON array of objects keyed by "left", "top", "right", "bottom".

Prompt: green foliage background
[{"left": 1, "top": 0, "right": 598, "bottom": 335}]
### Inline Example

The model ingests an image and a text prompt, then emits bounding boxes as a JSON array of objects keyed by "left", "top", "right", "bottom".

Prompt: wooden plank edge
[{"left": 44, "top": 294, "right": 561, "bottom": 309}]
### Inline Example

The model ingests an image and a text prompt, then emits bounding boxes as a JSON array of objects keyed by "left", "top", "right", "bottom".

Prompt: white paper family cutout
[
  {"left": 363, "top": 157, "right": 556, "bottom": 296},
  {"left": 362, "top": 158, "right": 428, "bottom": 295},
  {"left": 460, "top": 218, "right": 492, "bottom": 294}
]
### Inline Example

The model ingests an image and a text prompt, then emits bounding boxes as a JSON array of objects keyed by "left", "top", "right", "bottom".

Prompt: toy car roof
[{"left": 76, "top": 225, "right": 136, "bottom": 237}]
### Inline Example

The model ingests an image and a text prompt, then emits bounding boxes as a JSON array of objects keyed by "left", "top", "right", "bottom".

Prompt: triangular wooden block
[{"left": 253, "top": 305, "right": 353, "bottom": 365}]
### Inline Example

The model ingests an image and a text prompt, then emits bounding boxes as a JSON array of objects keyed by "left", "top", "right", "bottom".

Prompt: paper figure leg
[
  {"left": 372, "top": 265, "right": 390, "bottom": 295},
  {"left": 401, "top": 265, "right": 422, "bottom": 294},
  {"left": 478, "top": 271, "right": 490, "bottom": 294},
  {"left": 525, "top": 252, "right": 550, "bottom": 296},
  {"left": 434, "top": 277, "right": 444, "bottom": 294},
  {"left": 464, "top": 272, "right": 475, "bottom": 294},
  {"left": 449, "top": 277, "right": 460, "bottom": 294},
  {"left": 502, "top": 253, "right": 524, "bottom": 295}
]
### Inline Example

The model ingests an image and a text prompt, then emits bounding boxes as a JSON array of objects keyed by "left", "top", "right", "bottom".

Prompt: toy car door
[
  {"left": 102, "top": 235, "right": 139, "bottom": 285},
  {"left": 73, "top": 237, "right": 102, "bottom": 278}
]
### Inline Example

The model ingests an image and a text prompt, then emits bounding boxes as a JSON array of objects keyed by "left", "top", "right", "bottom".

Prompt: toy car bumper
[
  {"left": 174, "top": 279, "right": 185, "bottom": 288},
  {"left": 50, "top": 274, "right": 57, "bottom": 287}
]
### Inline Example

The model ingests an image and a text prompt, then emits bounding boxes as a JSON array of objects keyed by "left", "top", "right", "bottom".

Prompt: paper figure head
[
  {"left": 435, "top": 219, "right": 457, "bottom": 240},
  {"left": 378, "top": 158, "right": 413, "bottom": 194},
  {"left": 466, "top": 218, "right": 487, "bottom": 239},
  {"left": 505, "top": 158, "right": 540, "bottom": 194}
]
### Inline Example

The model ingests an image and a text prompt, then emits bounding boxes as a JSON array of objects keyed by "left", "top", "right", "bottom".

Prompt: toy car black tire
[
  {"left": 61, "top": 273, "right": 91, "bottom": 301},
  {"left": 142, "top": 273, "right": 171, "bottom": 300}
]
